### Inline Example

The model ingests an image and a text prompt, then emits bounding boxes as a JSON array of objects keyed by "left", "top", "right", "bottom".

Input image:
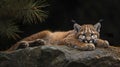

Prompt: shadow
[{"left": 67, "top": 62, "right": 90, "bottom": 67}]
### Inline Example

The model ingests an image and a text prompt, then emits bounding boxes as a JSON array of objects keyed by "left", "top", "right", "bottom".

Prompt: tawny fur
[
  {"left": 4, "top": 23, "right": 110, "bottom": 52},
  {"left": 6, "top": 30, "right": 73, "bottom": 51}
]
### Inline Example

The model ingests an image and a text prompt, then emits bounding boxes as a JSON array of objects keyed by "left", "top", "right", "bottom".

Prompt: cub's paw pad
[
  {"left": 35, "top": 39, "right": 46, "bottom": 45},
  {"left": 17, "top": 41, "right": 29, "bottom": 49},
  {"left": 80, "top": 43, "right": 95, "bottom": 51},
  {"left": 30, "top": 39, "right": 46, "bottom": 47},
  {"left": 103, "top": 40, "right": 109, "bottom": 48},
  {"left": 86, "top": 43, "right": 95, "bottom": 50}
]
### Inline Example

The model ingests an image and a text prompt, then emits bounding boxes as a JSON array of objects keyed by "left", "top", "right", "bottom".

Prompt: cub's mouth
[
  {"left": 78, "top": 39, "right": 96, "bottom": 44},
  {"left": 82, "top": 39, "right": 94, "bottom": 43}
]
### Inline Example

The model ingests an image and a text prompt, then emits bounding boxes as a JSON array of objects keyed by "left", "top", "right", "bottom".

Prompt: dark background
[{"left": 1, "top": 0, "right": 120, "bottom": 50}]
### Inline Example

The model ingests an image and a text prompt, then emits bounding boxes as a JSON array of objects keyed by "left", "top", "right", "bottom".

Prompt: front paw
[
  {"left": 80, "top": 43, "right": 95, "bottom": 51},
  {"left": 102, "top": 40, "right": 109, "bottom": 48},
  {"left": 67, "top": 43, "right": 95, "bottom": 51},
  {"left": 96, "top": 39, "right": 109, "bottom": 48}
]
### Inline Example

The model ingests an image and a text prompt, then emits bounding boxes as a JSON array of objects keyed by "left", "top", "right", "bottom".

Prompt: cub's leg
[
  {"left": 95, "top": 39, "right": 109, "bottom": 48},
  {"left": 72, "top": 43, "right": 95, "bottom": 51},
  {"left": 29, "top": 39, "right": 46, "bottom": 47},
  {"left": 17, "top": 39, "right": 46, "bottom": 49},
  {"left": 17, "top": 41, "right": 29, "bottom": 49},
  {"left": 62, "top": 38, "right": 95, "bottom": 51}
]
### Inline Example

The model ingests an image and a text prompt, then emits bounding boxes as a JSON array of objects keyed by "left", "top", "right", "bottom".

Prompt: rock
[{"left": 0, "top": 45, "right": 120, "bottom": 67}]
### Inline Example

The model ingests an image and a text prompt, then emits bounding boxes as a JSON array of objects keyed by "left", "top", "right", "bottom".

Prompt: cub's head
[{"left": 74, "top": 23, "right": 101, "bottom": 43}]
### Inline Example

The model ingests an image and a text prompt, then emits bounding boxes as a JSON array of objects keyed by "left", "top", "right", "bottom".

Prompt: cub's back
[{"left": 46, "top": 30, "right": 73, "bottom": 42}]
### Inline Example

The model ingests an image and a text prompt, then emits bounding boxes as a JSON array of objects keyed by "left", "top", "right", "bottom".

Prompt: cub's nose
[{"left": 86, "top": 37, "right": 91, "bottom": 41}]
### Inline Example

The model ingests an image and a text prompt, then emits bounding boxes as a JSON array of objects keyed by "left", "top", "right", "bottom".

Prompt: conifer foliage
[{"left": 0, "top": 0, "right": 48, "bottom": 39}]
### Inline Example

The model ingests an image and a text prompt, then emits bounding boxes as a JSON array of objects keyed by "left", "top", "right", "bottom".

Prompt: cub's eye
[
  {"left": 79, "top": 35, "right": 85, "bottom": 39},
  {"left": 91, "top": 35, "right": 97, "bottom": 38}
]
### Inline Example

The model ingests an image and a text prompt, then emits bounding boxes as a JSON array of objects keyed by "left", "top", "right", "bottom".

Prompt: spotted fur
[{"left": 76, "top": 24, "right": 100, "bottom": 43}]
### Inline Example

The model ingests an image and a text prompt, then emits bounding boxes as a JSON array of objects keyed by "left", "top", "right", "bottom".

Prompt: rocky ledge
[{"left": 0, "top": 45, "right": 120, "bottom": 67}]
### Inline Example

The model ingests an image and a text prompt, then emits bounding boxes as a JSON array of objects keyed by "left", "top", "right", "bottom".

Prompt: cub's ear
[
  {"left": 94, "top": 23, "right": 101, "bottom": 32},
  {"left": 74, "top": 23, "right": 81, "bottom": 33}
]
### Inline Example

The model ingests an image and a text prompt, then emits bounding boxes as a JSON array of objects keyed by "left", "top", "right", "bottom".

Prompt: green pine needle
[{"left": 0, "top": 21, "right": 21, "bottom": 40}]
